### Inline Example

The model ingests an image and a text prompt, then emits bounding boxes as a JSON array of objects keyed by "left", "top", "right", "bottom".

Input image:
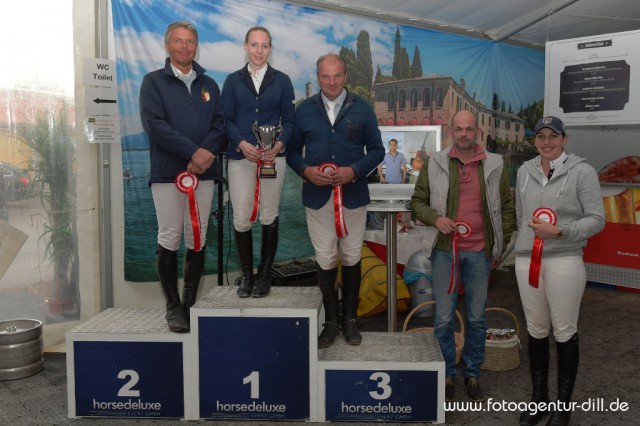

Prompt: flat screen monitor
[
  {"left": 378, "top": 125, "right": 442, "bottom": 179},
  {"left": 368, "top": 183, "right": 415, "bottom": 202}
]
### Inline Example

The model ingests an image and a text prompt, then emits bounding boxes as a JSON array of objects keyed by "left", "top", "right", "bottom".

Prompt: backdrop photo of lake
[{"left": 114, "top": 0, "right": 545, "bottom": 283}]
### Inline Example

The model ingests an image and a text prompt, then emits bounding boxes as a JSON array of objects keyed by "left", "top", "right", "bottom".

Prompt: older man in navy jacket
[
  {"left": 287, "top": 53, "right": 384, "bottom": 348},
  {"left": 140, "top": 21, "right": 225, "bottom": 333}
]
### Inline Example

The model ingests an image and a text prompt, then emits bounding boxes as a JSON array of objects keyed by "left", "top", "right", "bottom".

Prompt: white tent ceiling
[{"left": 290, "top": 0, "right": 640, "bottom": 49}]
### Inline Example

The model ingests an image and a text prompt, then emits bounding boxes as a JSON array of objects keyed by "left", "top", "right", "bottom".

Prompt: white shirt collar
[
  {"left": 248, "top": 63, "right": 268, "bottom": 93},
  {"left": 248, "top": 63, "right": 268, "bottom": 77},
  {"left": 537, "top": 151, "right": 568, "bottom": 186},
  {"left": 549, "top": 151, "right": 568, "bottom": 170},
  {"left": 321, "top": 89, "right": 346, "bottom": 112},
  {"left": 170, "top": 62, "right": 193, "bottom": 79}
]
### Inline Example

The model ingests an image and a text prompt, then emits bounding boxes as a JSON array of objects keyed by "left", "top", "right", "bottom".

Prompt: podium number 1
[
  {"left": 369, "top": 372, "right": 392, "bottom": 400},
  {"left": 243, "top": 371, "right": 260, "bottom": 399}
]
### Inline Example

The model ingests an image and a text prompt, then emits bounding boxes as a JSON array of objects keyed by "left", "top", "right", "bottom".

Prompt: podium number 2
[
  {"left": 243, "top": 371, "right": 260, "bottom": 399},
  {"left": 117, "top": 369, "right": 141, "bottom": 397},
  {"left": 369, "top": 372, "right": 392, "bottom": 400}
]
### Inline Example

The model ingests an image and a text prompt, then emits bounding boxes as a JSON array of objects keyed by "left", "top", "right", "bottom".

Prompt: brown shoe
[
  {"left": 445, "top": 376, "right": 455, "bottom": 401},
  {"left": 464, "top": 376, "right": 485, "bottom": 402}
]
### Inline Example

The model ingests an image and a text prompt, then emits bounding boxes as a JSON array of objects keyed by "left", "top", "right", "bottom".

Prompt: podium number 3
[
  {"left": 243, "top": 371, "right": 260, "bottom": 399},
  {"left": 369, "top": 372, "right": 392, "bottom": 400},
  {"left": 117, "top": 369, "right": 141, "bottom": 397}
]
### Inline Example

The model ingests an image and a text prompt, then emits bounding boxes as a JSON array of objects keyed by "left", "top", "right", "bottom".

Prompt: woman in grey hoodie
[{"left": 514, "top": 116, "right": 604, "bottom": 426}]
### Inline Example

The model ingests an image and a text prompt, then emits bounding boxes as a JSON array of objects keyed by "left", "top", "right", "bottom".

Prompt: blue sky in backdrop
[{"left": 112, "top": 0, "right": 545, "bottom": 137}]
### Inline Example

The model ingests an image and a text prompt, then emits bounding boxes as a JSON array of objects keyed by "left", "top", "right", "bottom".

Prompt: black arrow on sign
[{"left": 93, "top": 98, "right": 117, "bottom": 104}]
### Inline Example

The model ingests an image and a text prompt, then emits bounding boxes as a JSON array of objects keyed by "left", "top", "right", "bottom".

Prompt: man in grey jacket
[{"left": 411, "top": 110, "right": 515, "bottom": 402}]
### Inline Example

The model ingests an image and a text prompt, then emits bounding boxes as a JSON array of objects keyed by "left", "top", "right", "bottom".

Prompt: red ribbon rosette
[
  {"left": 249, "top": 150, "right": 266, "bottom": 222},
  {"left": 250, "top": 148, "right": 275, "bottom": 222},
  {"left": 175, "top": 171, "right": 202, "bottom": 252},
  {"left": 448, "top": 220, "right": 472, "bottom": 294},
  {"left": 529, "top": 207, "right": 557, "bottom": 288},
  {"left": 319, "top": 162, "right": 348, "bottom": 238},
  {"left": 250, "top": 165, "right": 261, "bottom": 222}
]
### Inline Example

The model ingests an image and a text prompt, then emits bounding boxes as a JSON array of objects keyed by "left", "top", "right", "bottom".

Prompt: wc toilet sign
[
  {"left": 83, "top": 58, "right": 120, "bottom": 143},
  {"left": 83, "top": 58, "right": 117, "bottom": 89}
]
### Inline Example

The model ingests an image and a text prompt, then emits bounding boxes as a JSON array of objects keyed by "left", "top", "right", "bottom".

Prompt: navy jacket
[
  {"left": 221, "top": 64, "right": 295, "bottom": 160},
  {"left": 139, "top": 58, "right": 226, "bottom": 184},
  {"left": 287, "top": 91, "right": 384, "bottom": 209}
]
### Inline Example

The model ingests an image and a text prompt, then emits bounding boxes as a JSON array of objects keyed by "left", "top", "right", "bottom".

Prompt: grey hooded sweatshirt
[{"left": 515, "top": 152, "right": 605, "bottom": 258}]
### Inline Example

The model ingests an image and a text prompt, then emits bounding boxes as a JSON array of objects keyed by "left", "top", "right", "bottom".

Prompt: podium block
[
  {"left": 189, "top": 286, "right": 322, "bottom": 421},
  {"left": 66, "top": 308, "right": 190, "bottom": 419},
  {"left": 318, "top": 332, "right": 445, "bottom": 423}
]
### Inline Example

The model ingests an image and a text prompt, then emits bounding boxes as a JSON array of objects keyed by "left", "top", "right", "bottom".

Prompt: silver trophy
[{"left": 252, "top": 122, "right": 282, "bottom": 178}]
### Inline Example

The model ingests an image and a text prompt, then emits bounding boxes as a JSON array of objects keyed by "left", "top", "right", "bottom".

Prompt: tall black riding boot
[
  {"left": 157, "top": 244, "right": 189, "bottom": 333},
  {"left": 520, "top": 334, "right": 550, "bottom": 426},
  {"left": 546, "top": 333, "right": 579, "bottom": 426},
  {"left": 253, "top": 217, "right": 278, "bottom": 298},
  {"left": 182, "top": 247, "right": 206, "bottom": 320},
  {"left": 317, "top": 265, "right": 340, "bottom": 348},
  {"left": 341, "top": 261, "right": 362, "bottom": 346},
  {"left": 234, "top": 229, "right": 254, "bottom": 298}
]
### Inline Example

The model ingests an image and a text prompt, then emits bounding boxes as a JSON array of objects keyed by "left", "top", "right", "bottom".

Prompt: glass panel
[{"left": 0, "top": 1, "right": 78, "bottom": 327}]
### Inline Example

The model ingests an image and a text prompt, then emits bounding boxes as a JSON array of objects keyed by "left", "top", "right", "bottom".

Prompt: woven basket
[
  {"left": 481, "top": 307, "right": 521, "bottom": 371},
  {"left": 402, "top": 301, "right": 464, "bottom": 365}
]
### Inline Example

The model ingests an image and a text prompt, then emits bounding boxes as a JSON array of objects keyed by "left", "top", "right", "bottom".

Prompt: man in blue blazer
[
  {"left": 140, "top": 21, "right": 225, "bottom": 332},
  {"left": 287, "top": 53, "right": 384, "bottom": 348}
]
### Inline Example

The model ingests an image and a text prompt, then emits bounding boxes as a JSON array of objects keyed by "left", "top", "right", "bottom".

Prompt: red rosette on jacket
[
  {"left": 319, "top": 162, "right": 348, "bottom": 237},
  {"left": 448, "top": 220, "right": 472, "bottom": 294},
  {"left": 529, "top": 207, "right": 557, "bottom": 288},
  {"left": 175, "top": 171, "right": 202, "bottom": 251}
]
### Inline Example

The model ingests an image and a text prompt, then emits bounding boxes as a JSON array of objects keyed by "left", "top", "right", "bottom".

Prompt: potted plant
[{"left": 22, "top": 104, "right": 79, "bottom": 321}]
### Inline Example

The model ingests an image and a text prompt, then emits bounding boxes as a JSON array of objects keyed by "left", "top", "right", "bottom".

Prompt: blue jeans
[{"left": 432, "top": 248, "right": 491, "bottom": 378}]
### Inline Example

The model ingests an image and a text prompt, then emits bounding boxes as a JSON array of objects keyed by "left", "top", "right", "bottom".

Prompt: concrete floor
[{"left": 1, "top": 266, "right": 639, "bottom": 425}]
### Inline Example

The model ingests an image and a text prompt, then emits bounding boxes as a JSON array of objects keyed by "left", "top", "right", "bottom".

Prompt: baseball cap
[{"left": 534, "top": 116, "right": 565, "bottom": 135}]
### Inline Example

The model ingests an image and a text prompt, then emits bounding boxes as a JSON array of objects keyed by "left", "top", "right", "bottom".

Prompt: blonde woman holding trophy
[{"left": 222, "top": 27, "right": 295, "bottom": 298}]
